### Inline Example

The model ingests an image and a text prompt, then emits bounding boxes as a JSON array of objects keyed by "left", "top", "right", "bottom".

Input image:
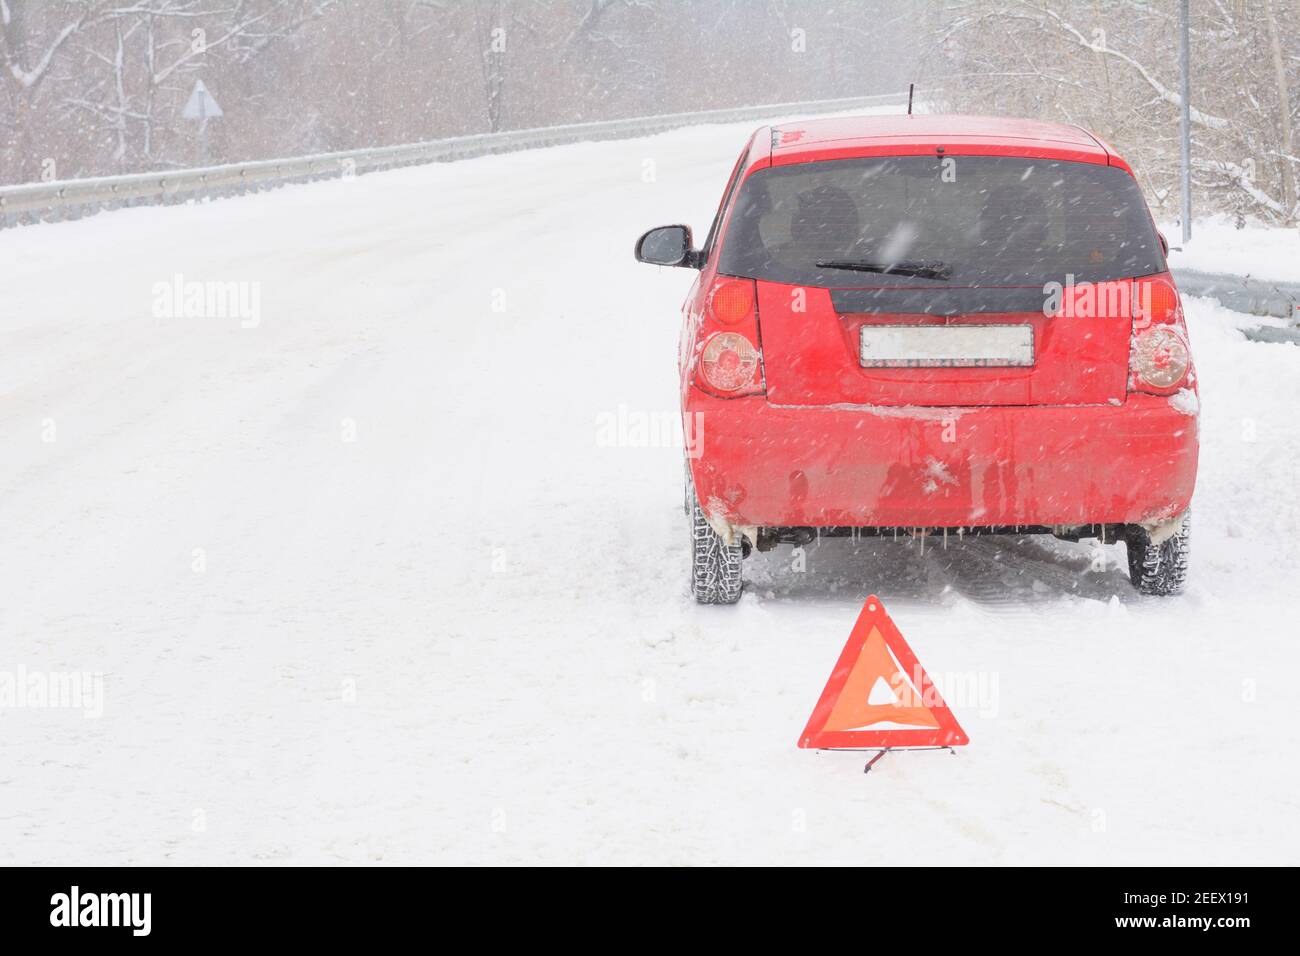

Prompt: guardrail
[
  {"left": 1171, "top": 268, "right": 1300, "bottom": 321},
  {"left": 0, "top": 91, "right": 913, "bottom": 228}
]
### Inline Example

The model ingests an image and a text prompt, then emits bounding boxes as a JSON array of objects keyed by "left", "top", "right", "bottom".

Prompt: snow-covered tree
[
  {"left": 922, "top": 0, "right": 1299, "bottom": 225},
  {"left": 1, "top": 0, "right": 920, "bottom": 184}
]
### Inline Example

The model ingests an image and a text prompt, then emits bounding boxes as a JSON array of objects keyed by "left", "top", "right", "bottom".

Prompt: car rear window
[{"left": 717, "top": 155, "right": 1165, "bottom": 288}]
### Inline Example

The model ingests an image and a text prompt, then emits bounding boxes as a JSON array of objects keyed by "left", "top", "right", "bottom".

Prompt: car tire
[
  {"left": 1126, "top": 512, "right": 1190, "bottom": 596},
  {"left": 688, "top": 478, "right": 743, "bottom": 605}
]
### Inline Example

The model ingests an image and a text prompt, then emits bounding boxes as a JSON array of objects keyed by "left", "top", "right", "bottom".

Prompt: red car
[{"left": 636, "top": 114, "right": 1198, "bottom": 604}]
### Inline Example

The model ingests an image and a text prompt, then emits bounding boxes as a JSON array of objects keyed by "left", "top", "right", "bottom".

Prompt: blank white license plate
[{"left": 859, "top": 325, "right": 1035, "bottom": 368}]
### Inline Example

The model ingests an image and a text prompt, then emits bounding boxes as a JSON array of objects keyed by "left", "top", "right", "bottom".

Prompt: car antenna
[{"left": 907, "top": 83, "right": 914, "bottom": 115}]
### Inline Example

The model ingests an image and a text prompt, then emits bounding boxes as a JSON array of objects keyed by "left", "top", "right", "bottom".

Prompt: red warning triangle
[{"left": 798, "top": 595, "right": 968, "bottom": 749}]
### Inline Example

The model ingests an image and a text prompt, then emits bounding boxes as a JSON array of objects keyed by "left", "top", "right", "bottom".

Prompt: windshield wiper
[{"left": 814, "top": 259, "right": 952, "bottom": 281}]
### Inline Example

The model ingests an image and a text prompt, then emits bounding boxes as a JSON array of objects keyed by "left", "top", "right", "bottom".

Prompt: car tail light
[
  {"left": 692, "top": 277, "right": 764, "bottom": 397},
  {"left": 700, "top": 332, "right": 760, "bottom": 392},
  {"left": 1132, "top": 276, "right": 1181, "bottom": 329},
  {"left": 708, "top": 279, "right": 754, "bottom": 325},
  {"left": 1129, "top": 275, "right": 1192, "bottom": 393},
  {"left": 1132, "top": 325, "right": 1190, "bottom": 389}
]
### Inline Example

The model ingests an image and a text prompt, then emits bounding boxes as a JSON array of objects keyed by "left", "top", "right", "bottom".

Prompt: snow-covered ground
[
  {"left": 3, "top": 115, "right": 1298, "bottom": 865},
  {"left": 1163, "top": 214, "right": 1300, "bottom": 284}
]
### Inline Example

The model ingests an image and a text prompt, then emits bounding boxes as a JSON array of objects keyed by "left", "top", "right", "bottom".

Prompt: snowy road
[{"left": 3, "top": 116, "right": 1299, "bottom": 865}]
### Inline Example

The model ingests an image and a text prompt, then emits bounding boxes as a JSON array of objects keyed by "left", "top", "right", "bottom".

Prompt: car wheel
[
  {"left": 688, "top": 478, "right": 743, "bottom": 605},
  {"left": 1126, "top": 511, "right": 1190, "bottom": 596}
]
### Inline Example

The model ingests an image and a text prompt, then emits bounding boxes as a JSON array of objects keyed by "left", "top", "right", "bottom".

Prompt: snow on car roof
[{"left": 769, "top": 113, "right": 1108, "bottom": 158}]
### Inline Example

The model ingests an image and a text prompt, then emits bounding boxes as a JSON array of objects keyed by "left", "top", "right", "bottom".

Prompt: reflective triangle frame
[{"left": 798, "top": 594, "right": 969, "bottom": 749}]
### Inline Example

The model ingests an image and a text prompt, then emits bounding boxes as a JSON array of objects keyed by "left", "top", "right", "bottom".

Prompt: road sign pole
[
  {"left": 1179, "top": 0, "right": 1192, "bottom": 245},
  {"left": 182, "top": 80, "right": 222, "bottom": 168}
]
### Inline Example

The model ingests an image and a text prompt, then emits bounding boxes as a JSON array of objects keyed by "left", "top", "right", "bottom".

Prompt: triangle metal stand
[{"left": 851, "top": 745, "right": 958, "bottom": 774}]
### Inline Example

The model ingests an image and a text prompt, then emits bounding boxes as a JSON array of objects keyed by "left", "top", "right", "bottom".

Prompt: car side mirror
[
  {"left": 635, "top": 225, "right": 699, "bottom": 268},
  {"left": 1157, "top": 230, "right": 1169, "bottom": 256}
]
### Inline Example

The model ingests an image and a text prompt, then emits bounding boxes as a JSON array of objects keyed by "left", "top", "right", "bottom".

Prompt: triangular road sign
[
  {"left": 182, "top": 80, "right": 223, "bottom": 121},
  {"left": 798, "top": 594, "right": 968, "bottom": 749}
]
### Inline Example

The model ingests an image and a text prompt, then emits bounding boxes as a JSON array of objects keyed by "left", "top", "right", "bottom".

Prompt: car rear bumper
[{"left": 686, "top": 390, "right": 1198, "bottom": 530}]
